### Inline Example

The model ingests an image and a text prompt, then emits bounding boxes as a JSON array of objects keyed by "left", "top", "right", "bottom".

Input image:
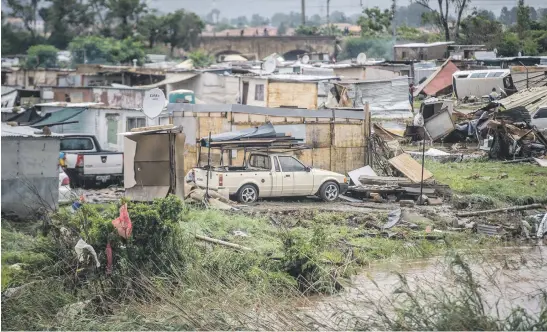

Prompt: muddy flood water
[{"left": 297, "top": 245, "right": 547, "bottom": 330}]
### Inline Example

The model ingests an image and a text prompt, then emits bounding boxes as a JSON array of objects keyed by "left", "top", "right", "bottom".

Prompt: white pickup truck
[
  {"left": 60, "top": 135, "right": 123, "bottom": 188},
  {"left": 192, "top": 152, "right": 348, "bottom": 203}
]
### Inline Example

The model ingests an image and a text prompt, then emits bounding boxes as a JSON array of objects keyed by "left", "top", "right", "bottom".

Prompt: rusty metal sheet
[
  {"left": 388, "top": 153, "right": 433, "bottom": 183},
  {"left": 477, "top": 223, "right": 502, "bottom": 236},
  {"left": 419, "top": 60, "right": 459, "bottom": 96}
]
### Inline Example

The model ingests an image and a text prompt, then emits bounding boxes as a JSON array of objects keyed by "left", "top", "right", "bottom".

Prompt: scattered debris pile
[
  {"left": 404, "top": 88, "right": 547, "bottom": 163},
  {"left": 346, "top": 152, "right": 450, "bottom": 205}
]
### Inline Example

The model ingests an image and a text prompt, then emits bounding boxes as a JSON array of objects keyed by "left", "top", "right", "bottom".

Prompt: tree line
[
  {"left": 2, "top": 0, "right": 545, "bottom": 68},
  {"left": 341, "top": 0, "right": 547, "bottom": 60},
  {"left": 1, "top": 0, "right": 204, "bottom": 67}
]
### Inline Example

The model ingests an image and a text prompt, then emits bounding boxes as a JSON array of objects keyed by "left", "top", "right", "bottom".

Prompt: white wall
[
  {"left": 42, "top": 106, "right": 158, "bottom": 151},
  {"left": 240, "top": 77, "right": 268, "bottom": 107}
]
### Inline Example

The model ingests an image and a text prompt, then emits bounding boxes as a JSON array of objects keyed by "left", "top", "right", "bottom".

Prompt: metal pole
[
  {"left": 419, "top": 135, "right": 426, "bottom": 204},
  {"left": 391, "top": 0, "right": 396, "bottom": 38},
  {"left": 205, "top": 131, "right": 212, "bottom": 199},
  {"left": 327, "top": 0, "right": 330, "bottom": 35},
  {"left": 301, "top": 0, "right": 306, "bottom": 25}
]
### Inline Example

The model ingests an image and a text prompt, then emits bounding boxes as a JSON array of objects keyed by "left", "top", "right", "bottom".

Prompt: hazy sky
[{"left": 147, "top": 0, "right": 546, "bottom": 19}]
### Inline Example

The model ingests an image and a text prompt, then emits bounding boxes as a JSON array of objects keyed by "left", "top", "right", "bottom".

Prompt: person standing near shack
[
  {"left": 489, "top": 87, "right": 500, "bottom": 101},
  {"left": 409, "top": 83, "right": 415, "bottom": 111}
]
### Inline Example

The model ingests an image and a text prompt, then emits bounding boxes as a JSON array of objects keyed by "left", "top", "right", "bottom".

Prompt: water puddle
[{"left": 298, "top": 245, "right": 547, "bottom": 329}]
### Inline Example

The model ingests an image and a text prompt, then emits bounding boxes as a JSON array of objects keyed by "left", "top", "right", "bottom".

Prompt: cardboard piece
[
  {"left": 348, "top": 165, "right": 378, "bottom": 186},
  {"left": 388, "top": 153, "right": 433, "bottom": 183}
]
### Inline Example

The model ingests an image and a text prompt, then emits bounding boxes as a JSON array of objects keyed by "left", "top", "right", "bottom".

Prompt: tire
[
  {"left": 237, "top": 184, "right": 259, "bottom": 203},
  {"left": 319, "top": 181, "right": 340, "bottom": 202}
]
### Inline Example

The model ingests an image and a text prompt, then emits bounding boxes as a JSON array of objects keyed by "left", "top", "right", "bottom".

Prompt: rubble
[
  {"left": 81, "top": 187, "right": 125, "bottom": 203},
  {"left": 404, "top": 87, "right": 547, "bottom": 162}
]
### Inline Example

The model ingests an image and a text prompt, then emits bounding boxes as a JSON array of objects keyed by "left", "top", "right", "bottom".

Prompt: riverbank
[{"left": 2, "top": 194, "right": 545, "bottom": 330}]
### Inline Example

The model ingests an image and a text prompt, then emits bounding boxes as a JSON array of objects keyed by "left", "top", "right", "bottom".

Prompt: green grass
[
  {"left": 179, "top": 208, "right": 502, "bottom": 267},
  {"left": 0, "top": 198, "right": 531, "bottom": 330},
  {"left": 426, "top": 160, "right": 547, "bottom": 204}
]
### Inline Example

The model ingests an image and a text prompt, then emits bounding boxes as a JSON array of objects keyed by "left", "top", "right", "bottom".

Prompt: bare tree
[{"left": 414, "top": 0, "right": 470, "bottom": 41}]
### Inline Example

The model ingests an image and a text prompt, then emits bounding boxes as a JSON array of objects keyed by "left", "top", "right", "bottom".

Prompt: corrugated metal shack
[
  {"left": 165, "top": 104, "right": 367, "bottom": 176},
  {"left": 1, "top": 123, "right": 60, "bottom": 218},
  {"left": 324, "top": 76, "right": 412, "bottom": 115}
]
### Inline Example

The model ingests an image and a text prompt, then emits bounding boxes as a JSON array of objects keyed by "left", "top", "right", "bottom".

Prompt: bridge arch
[
  {"left": 282, "top": 49, "right": 310, "bottom": 61},
  {"left": 214, "top": 50, "right": 244, "bottom": 62}
]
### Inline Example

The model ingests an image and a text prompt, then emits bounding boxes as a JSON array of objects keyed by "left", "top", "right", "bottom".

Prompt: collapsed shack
[
  {"left": 404, "top": 88, "right": 547, "bottom": 162},
  {"left": 346, "top": 151, "right": 450, "bottom": 204}
]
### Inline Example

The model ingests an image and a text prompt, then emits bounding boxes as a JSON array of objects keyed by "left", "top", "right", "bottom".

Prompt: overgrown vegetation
[
  {"left": 1, "top": 195, "right": 544, "bottom": 330},
  {"left": 426, "top": 160, "right": 547, "bottom": 204},
  {"left": 351, "top": 252, "right": 547, "bottom": 330}
]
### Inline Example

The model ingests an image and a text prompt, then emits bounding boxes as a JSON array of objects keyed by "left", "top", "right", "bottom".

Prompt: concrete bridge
[{"left": 196, "top": 36, "right": 338, "bottom": 61}]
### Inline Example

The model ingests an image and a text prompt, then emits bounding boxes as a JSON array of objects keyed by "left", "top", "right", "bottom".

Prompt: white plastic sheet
[{"left": 74, "top": 239, "right": 100, "bottom": 267}]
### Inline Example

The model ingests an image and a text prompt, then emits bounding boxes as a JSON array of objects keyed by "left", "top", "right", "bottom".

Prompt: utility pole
[
  {"left": 391, "top": 0, "right": 396, "bottom": 38},
  {"left": 301, "top": 0, "right": 306, "bottom": 25},
  {"left": 327, "top": 0, "right": 331, "bottom": 35}
]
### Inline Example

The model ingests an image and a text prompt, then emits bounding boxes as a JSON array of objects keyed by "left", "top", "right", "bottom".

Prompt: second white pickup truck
[
  {"left": 61, "top": 135, "right": 123, "bottom": 188},
  {"left": 192, "top": 152, "right": 348, "bottom": 203}
]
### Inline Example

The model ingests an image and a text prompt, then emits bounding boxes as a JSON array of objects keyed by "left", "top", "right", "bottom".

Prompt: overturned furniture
[{"left": 122, "top": 125, "right": 186, "bottom": 201}]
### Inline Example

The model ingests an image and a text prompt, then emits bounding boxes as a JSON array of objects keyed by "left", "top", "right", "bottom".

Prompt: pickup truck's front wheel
[
  {"left": 237, "top": 184, "right": 258, "bottom": 203},
  {"left": 319, "top": 181, "right": 340, "bottom": 202}
]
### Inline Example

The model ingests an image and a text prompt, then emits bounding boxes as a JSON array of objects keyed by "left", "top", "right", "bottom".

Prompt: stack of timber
[{"left": 349, "top": 153, "right": 452, "bottom": 199}]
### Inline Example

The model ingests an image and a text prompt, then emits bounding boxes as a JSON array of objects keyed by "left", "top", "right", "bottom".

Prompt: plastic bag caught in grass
[{"left": 111, "top": 203, "right": 132, "bottom": 239}]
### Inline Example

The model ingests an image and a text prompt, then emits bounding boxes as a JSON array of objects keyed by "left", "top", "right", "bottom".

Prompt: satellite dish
[
  {"left": 262, "top": 57, "right": 277, "bottom": 74},
  {"left": 356, "top": 53, "right": 367, "bottom": 65},
  {"left": 301, "top": 54, "right": 310, "bottom": 64},
  {"left": 142, "top": 88, "right": 166, "bottom": 119}
]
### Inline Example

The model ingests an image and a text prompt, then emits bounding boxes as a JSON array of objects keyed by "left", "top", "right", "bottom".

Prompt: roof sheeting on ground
[
  {"left": 498, "top": 87, "right": 547, "bottom": 113},
  {"left": 30, "top": 107, "right": 86, "bottom": 128},
  {"left": 415, "top": 60, "right": 459, "bottom": 97},
  {"left": 136, "top": 73, "right": 198, "bottom": 89}
]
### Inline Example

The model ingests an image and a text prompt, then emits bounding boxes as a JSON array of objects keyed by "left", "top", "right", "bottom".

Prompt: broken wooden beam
[
  {"left": 455, "top": 203, "right": 544, "bottom": 217},
  {"left": 195, "top": 234, "right": 252, "bottom": 251}
]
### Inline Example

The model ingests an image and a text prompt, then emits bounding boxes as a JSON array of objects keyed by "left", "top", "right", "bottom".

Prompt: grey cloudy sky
[{"left": 147, "top": 0, "right": 546, "bottom": 19}]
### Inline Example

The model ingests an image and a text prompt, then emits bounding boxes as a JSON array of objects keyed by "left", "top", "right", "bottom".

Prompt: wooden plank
[
  {"left": 269, "top": 116, "right": 287, "bottom": 123},
  {"left": 388, "top": 153, "right": 433, "bottom": 183},
  {"left": 129, "top": 124, "right": 175, "bottom": 132},
  {"left": 306, "top": 124, "right": 331, "bottom": 148},
  {"left": 249, "top": 114, "right": 267, "bottom": 123},
  {"left": 334, "top": 123, "right": 364, "bottom": 148},
  {"left": 309, "top": 148, "right": 330, "bottom": 171},
  {"left": 232, "top": 113, "right": 250, "bottom": 124},
  {"left": 267, "top": 82, "right": 318, "bottom": 109}
]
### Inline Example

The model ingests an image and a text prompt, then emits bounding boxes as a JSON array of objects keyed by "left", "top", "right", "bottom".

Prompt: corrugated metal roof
[
  {"left": 1, "top": 123, "right": 61, "bottom": 137},
  {"left": 423, "top": 61, "right": 459, "bottom": 96},
  {"left": 135, "top": 72, "right": 198, "bottom": 89},
  {"left": 498, "top": 87, "right": 547, "bottom": 113},
  {"left": 30, "top": 107, "right": 86, "bottom": 128},
  {"left": 414, "top": 59, "right": 459, "bottom": 97}
]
